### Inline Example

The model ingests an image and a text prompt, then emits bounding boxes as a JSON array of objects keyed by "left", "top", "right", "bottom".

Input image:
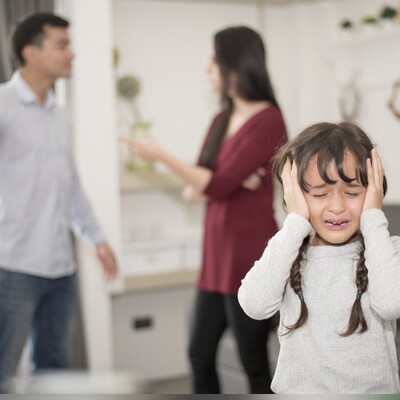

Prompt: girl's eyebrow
[
  {"left": 345, "top": 182, "right": 363, "bottom": 188},
  {"left": 309, "top": 181, "right": 362, "bottom": 190},
  {"left": 309, "top": 183, "right": 327, "bottom": 189}
]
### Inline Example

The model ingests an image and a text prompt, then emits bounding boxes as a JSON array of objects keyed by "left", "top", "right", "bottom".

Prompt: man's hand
[{"left": 96, "top": 242, "right": 118, "bottom": 281}]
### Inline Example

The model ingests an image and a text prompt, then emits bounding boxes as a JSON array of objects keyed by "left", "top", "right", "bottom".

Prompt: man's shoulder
[{"left": 0, "top": 80, "right": 15, "bottom": 101}]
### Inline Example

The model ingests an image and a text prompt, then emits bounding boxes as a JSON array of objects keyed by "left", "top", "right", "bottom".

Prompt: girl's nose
[{"left": 327, "top": 193, "right": 345, "bottom": 215}]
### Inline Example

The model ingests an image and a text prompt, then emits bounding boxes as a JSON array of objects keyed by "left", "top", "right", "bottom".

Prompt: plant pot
[
  {"left": 360, "top": 23, "right": 378, "bottom": 37},
  {"left": 126, "top": 122, "right": 154, "bottom": 173},
  {"left": 381, "top": 19, "right": 397, "bottom": 32}
]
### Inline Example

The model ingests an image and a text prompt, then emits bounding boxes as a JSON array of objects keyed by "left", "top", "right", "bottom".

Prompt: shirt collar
[{"left": 10, "top": 70, "right": 56, "bottom": 110}]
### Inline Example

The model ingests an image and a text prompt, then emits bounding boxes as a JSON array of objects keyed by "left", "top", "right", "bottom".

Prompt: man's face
[{"left": 29, "top": 25, "right": 74, "bottom": 79}]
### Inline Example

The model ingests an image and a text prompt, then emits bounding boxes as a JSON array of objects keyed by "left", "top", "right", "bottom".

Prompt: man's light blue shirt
[{"left": 0, "top": 71, "right": 105, "bottom": 277}]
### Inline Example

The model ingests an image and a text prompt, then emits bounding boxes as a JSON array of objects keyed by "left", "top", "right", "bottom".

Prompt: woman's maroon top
[{"left": 197, "top": 106, "right": 287, "bottom": 295}]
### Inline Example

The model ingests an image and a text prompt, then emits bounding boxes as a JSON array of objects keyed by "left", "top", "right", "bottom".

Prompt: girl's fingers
[
  {"left": 364, "top": 149, "right": 384, "bottom": 210},
  {"left": 366, "top": 156, "right": 374, "bottom": 187},
  {"left": 291, "top": 160, "right": 298, "bottom": 180},
  {"left": 281, "top": 158, "right": 300, "bottom": 191},
  {"left": 373, "top": 149, "right": 383, "bottom": 187},
  {"left": 369, "top": 149, "right": 384, "bottom": 189},
  {"left": 281, "top": 158, "right": 291, "bottom": 186}
]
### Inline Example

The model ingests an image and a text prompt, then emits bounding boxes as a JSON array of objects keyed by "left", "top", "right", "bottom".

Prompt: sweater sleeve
[
  {"left": 203, "top": 108, "right": 287, "bottom": 200},
  {"left": 360, "top": 208, "right": 400, "bottom": 320},
  {"left": 238, "top": 213, "right": 312, "bottom": 320}
]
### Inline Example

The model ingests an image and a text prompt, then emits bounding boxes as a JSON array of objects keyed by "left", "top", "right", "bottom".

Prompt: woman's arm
[
  {"left": 119, "top": 136, "right": 212, "bottom": 192},
  {"left": 182, "top": 167, "right": 268, "bottom": 204},
  {"left": 120, "top": 108, "right": 287, "bottom": 199},
  {"left": 182, "top": 184, "right": 208, "bottom": 203},
  {"left": 203, "top": 110, "right": 287, "bottom": 200}
]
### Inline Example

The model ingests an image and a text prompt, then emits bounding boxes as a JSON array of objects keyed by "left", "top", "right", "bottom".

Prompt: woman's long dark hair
[
  {"left": 272, "top": 122, "right": 387, "bottom": 336},
  {"left": 199, "top": 26, "right": 278, "bottom": 169}
]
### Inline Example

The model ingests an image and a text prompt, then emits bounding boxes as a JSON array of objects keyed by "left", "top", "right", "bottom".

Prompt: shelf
[
  {"left": 120, "top": 171, "right": 182, "bottom": 192},
  {"left": 321, "top": 28, "right": 400, "bottom": 88},
  {"left": 323, "top": 28, "right": 400, "bottom": 55},
  {"left": 110, "top": 268, "right": 199, "bottom": 295}
]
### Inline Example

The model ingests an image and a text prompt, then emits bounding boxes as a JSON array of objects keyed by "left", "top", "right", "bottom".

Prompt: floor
[{"left": 151, "top": 375, "right": 191, "bottom": 394}]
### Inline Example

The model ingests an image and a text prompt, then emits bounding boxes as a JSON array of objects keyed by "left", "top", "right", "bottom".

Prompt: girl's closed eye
[
  {"left": 345, "top": 192, "right": 362, "bottom": 197},
  {"left": 312, "top": 193, "right": 327, "bottom": 198}
]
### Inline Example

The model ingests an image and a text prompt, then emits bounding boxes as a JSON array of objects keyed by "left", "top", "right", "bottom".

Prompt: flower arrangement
[
  {"left": 114, "top": 47, "right": 153, "bottom": 172},
  {"left": 116, "top": 74, "right": 148, "bottom": 128}
]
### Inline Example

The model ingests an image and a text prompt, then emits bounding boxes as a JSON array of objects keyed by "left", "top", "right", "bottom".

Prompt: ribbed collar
[{"left": 307, "top": 240, "right": 362, "bottom": 259}]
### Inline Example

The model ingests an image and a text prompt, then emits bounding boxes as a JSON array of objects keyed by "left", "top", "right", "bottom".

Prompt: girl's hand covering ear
[
  {"left": 363, "top": 148, "right": 384, "bottom": 211},
  {"left": 281, "top": 159, "right": 310, "bottom": 220}
]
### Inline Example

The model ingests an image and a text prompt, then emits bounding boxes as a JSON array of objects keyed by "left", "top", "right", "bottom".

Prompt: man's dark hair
[{"left": 11, "top": 12, "right": 69, "bottom": 66}]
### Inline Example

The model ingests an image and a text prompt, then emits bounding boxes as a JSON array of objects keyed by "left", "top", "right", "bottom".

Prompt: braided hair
[{"left": 272, "top": 122, "right": 387, "bottom": 336}]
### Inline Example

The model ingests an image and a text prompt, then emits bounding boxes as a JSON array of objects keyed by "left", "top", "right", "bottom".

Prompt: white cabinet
[
  {"left": 112, "top": 286, "right": 195, "bottom": 380},
  {"left": 115, "top": 171, "right": 202, "bottom": 380}
]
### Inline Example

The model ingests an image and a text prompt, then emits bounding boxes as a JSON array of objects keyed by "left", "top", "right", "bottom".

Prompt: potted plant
[
  {"left": 339, "top": 19, "right": 354, "bottom": 30},
  {"left": 380, "top": 5, "right": 397, "bottom": 19},
  {"left": 113, "top": 47, "right": 153, "bottom": 173},
  {"left": 361, "top": 15, "right": 379, "bottom": 36},
  {"left": 379, "top": 5, "right": 398, "bottom": 31},
  {"left": 116, "top": 75, "right": 153, "bottom": 172},
  {"left": 338, "top": 19, "right": 355, "bottom": 40},
  {"left": 361, "top": 16, "right": 379, "bottom": 25}
]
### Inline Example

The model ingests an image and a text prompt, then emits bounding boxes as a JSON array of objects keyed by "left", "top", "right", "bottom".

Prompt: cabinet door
[{"left": 112, "top": 287, "right": 194, "bottom": 380}]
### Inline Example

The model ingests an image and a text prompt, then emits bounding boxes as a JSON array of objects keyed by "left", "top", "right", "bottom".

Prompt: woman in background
[{"left": 121, "top": 26, "right": 287, "bottom": 393}]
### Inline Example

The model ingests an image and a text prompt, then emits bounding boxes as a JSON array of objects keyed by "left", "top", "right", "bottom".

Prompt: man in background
[{"left": 0, "top": 12, "right": 118, "bottom": 393}]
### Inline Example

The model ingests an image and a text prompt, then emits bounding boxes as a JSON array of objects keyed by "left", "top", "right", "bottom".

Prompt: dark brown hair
[
  {"left": 272, "top": 122, "right": 387, "bottom": 336},
  {"left": 199, "top": 26, "right": 278, "bottom": 169}
]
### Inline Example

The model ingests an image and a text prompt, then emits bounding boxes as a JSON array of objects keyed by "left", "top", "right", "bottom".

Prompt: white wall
[
  {"left": 113, "top": 0, "right": 263, "bottom": 164},
  {"left": 57, "top": 0, "right": 121, "bottom": 370},
  {"left": 263, "top": 1, "right": 338, "bottom": 133},
  {"left": 263, "top": 0, "right": 400, "bottom": 203}
]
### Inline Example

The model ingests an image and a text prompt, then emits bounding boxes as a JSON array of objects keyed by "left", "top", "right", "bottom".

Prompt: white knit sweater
[{"left": 238, "top": 209, "right": 400, "bottom": 394}]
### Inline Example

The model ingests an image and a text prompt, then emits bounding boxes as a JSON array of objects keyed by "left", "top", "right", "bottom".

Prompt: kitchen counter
[{"left": 109, "top": 268, "right": 199, "bottom": 296}]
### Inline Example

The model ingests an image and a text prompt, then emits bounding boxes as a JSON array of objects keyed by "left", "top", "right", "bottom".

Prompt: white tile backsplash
[{"left": 120, "top": 189, "right": 204, "bottom": 274}]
